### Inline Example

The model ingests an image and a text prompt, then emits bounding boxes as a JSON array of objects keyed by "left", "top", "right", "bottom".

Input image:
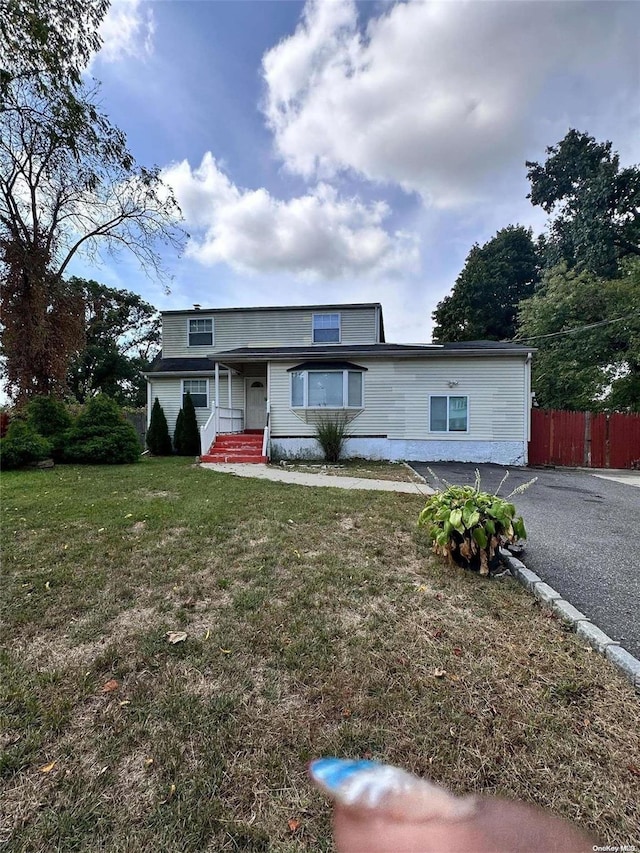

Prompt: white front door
[{"left": 246, "top": 379, "right": 267, "bottom": 429}]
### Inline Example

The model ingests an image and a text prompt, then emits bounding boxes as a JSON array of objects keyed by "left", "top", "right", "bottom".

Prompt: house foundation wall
[{"left": 271, "top": 437, "right": 527, "bottom": 466}]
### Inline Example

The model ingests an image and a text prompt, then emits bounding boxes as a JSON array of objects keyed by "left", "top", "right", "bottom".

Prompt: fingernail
[{"left": 309, "top": 758, "right": 476, "bottom": 822}]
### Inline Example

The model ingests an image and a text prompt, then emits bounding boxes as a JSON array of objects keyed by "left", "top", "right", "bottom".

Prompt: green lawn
[{"left": 1, "top": 457, "right": 639, "bottom": 851}]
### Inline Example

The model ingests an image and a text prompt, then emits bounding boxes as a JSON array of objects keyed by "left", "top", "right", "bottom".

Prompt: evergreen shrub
[
  {"left": 26, "top": 395, "right": 73, "bottom": 461},
  {"left": 146, "top": 398, "right": 172, "bottom": 455},
  {"left": 0, "top": 420, "right": 52, "bottom": 470},
  {"left": 63, "top": 394, "right": 140, "bottom": 464},
  {"left": 174, "top": 394, "right": 200, "bottom": 456}
]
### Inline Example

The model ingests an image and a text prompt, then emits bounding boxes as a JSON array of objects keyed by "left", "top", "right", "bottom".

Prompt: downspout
[
  {"left": 524, "top": 353, "right": 532, "bottom": 465},
  {"left": 214, "top": 361, "right": 220, "bottom": 434},
  {"left": 146, "top": 378, "right": 152, "bottom": 427}
]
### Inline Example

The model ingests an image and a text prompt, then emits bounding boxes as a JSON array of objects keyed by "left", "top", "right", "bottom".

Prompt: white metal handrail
[
  {"left": 200, "top": 406, "right": 217, "bottom": 455},
  {"left": 262, "top": 400, "right": 271, "bottom": 459}
]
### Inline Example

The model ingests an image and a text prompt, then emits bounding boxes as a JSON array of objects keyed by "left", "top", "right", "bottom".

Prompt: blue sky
[{"left": 77, "top": 0, "right": 640, "bottom": 343}]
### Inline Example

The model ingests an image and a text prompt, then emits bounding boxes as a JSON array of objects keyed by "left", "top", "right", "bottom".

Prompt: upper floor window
[
  {"left": 183, "top": 379, "right": 208, "bottom": 408},
  {"left": 313, "top": 313, "right": 340, "bottom": 343},
  {"left": 430, "top": 395, "right": 468, "bottom": 432},
  {"left": 188, "top": 317, "right": 213, "bottom": 347}
]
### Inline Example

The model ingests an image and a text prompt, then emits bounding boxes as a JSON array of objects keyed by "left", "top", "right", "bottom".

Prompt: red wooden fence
[{"left": 529, "top": 409, "right": 640, "bottom": 469}]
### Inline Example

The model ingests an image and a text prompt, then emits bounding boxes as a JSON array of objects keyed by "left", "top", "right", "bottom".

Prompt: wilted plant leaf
[
  {"left": 101, "top": 679, "right": 119, "bottom": 693},
  {"left": 287, "top": 819, "right": 301, "bottom": 832},
  {"left": 39, "top": 761, "right": 56, "bottom": 773},
  {"left": 166, "top": 631, "right": 187, "bottom": 644}
]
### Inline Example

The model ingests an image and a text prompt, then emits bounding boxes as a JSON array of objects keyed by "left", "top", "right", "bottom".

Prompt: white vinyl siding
[
  {"left": 161, "top": 307, "right": 377, "bottom": 357},
  {"left": 269, "top": 357, "right": 527, "bottom": 441}
]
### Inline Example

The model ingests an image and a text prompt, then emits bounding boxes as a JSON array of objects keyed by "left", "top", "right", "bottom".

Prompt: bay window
[{"left": 290, "top": 367, "right": 364, "bottom": 408}]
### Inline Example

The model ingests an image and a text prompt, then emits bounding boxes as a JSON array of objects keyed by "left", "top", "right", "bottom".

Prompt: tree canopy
[
  {"left": 0, "top": 1, "right": 183, "bottom": 404},
  {"left": 526, "top": 129, "right": 640, "bottom": 277},
  {"left": 0, "top": 0, "right": 108, "bottom": 101},
  {"left": 67, "top": 278, "right": 160, "bottom": 406},
  {"left": 517, "top": 261, "right": 640, "bottom": 411},
  {"left": 432, "top": 226, "right": 540, "bottom": 342}
]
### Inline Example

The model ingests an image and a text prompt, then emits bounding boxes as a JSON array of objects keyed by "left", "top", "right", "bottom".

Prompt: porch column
[
  {"left": 227, "top": 368, "right": 232, "bottom": 409},
  {"left": 214, "top": 361, "right": 220, "bottom": 433}
]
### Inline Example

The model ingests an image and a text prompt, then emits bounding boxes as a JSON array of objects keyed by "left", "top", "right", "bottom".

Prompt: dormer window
[
  {"left": 312, "top": 313, "right": 340, "bottom": 343},
  {"left": 188, "top": 317, "right": 213, "bottom": 346}
]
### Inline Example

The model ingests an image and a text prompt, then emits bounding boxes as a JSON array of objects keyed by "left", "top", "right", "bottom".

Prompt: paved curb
[{"left": 500, "top": 549, "right": 640, "bottom": 694}]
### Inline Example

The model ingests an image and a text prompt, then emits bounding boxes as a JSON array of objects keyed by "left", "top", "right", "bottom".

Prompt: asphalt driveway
[{"left": 410, "top": 462, "right": 640, "bottom": 658}]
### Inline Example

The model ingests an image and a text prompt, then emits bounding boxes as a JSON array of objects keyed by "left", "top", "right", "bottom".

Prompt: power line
[{"left": 509, "top": 311, "right": 640, "bottom": 343}]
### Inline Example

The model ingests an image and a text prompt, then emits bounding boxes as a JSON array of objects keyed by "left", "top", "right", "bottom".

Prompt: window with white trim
[
  {"left": 291, "top": 369, "right": 363, "bottom": 408},
  {"left": 430, "top": 395, "right": 468, "bottom": 432},
  {"left": 312, "top": 313, "right": 340, "bottom": 343},
  {"left": 183, "top": 379, "right": 208, "bottom": 408},
  {"left": 188, "top": 317, "right": 213, "bottom": 346}
]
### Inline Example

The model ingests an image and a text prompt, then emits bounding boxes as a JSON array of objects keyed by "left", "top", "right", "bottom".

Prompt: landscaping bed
[
  {"left": 1, "top": 457, "right": 639, "bottom": 851},
  {"left": 271, "top": 459, "right": 424, "bottom": 483}
]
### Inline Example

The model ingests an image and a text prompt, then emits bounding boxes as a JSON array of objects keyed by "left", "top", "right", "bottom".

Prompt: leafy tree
[
  {"left": 0, "top": 5, "right": 183, "bottom": 404},
  {"left": 526, "top": 129, "right": 640, "bottom": 277},
  {"left": 67, "top": 278, "right": 160, "bottom": 406},
  {"left": 432, "top": 226, "right": 540, "bottom": 342},
  {"left": 146, "top": 398, "right": 172, "bottom": 455},
  {"left": 0, "top": 0, "right": 108, "bottom": 101},
  {"left": 517, "top": 261, "right": 640, "bottom": 411},
  {"left": 63, "top": 394, "right": 141, "bottom": 464}
]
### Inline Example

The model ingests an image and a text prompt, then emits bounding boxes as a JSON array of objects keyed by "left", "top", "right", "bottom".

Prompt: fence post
[{"left": 583, "top": 411, "right": 592, "bottom": 467}]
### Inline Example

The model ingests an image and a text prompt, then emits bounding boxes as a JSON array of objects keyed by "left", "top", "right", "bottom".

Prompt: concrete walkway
[
  {"left": 588, "top": 470, "right": 640, "bottom": 489},
  {"left": 200, "top": 462, "right": 434, "bottom": 495}
]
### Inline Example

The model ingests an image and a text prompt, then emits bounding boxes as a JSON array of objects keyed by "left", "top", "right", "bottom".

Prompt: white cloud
[
  {"left": 94, "top": 0, "right": 155, "bottom": 65},
  {"left": 263, "top": 0, "right": 639, "bottom": 208},
  {"left": 162, "top": 153, "right": 419, "bottom": 279}
]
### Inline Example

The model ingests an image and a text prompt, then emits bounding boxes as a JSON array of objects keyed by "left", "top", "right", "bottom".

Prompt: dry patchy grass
[{"left": 1, "top": 457, "right": 638, "bottom": 852}]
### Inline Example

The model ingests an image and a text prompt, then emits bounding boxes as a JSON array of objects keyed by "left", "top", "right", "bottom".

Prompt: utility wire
[{"left": 509, "top": 310, "right": 640, "bottom": 343}]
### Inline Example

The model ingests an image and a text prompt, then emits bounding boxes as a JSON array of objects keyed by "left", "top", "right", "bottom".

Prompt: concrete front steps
[{"left": 201, "top": 432, "right": 267, "bottom": 464}]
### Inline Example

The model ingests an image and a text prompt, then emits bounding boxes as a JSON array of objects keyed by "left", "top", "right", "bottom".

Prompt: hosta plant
[{"left": 417, "top": 473, "right": 530, "bottom": 576}]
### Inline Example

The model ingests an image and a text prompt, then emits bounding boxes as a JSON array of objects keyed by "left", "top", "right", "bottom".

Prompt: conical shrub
[{"left": 146, "top": 398, "right": 172, "bottom": 455}]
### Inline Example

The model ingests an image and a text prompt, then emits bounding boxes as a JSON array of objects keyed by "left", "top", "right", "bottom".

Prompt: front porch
[
  {"left": 199, "top": 361, "right": 270, "bottom": 461},
  {"left": 200, "top": 430, "right": 268, "bottom": 463}
]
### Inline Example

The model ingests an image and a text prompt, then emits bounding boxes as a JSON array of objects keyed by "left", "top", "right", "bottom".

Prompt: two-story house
[{"left": 144, "top": 302, "right": 534, "bottom": 464}]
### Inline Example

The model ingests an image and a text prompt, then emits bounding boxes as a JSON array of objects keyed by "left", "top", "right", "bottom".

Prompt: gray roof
[
  {"left": 213, "top": 342, "right": 533, "bottom": 360},
  {"left": 145, "top": 340, "right": 533, "bottom": 375},
  {"left": 161, "top": 302, "right": 382, "bottom": 316},
  {"left": 145, "top": 357, "right": 217, "bottom": 375}
]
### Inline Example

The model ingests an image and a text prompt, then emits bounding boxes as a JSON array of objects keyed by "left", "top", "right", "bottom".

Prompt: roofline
[
  {"left": 161, "top": 302, "right": 383, "bottom": 317},
  {"left": 209, "top": 347, "right": 535, "bottom": 363}
]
